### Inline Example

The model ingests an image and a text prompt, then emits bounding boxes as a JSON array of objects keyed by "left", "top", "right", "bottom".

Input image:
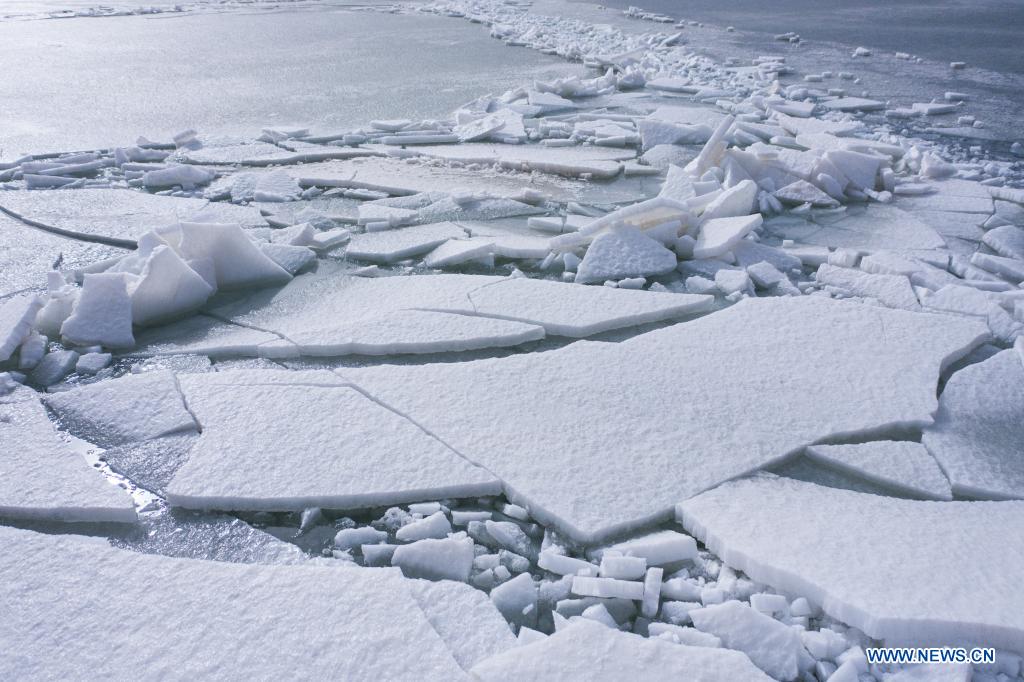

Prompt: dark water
[
  {"left": 597, "top": 0, "right": 1024, "bottom": 75},
  {"left": 586, "top": 0, "right": 1024, "bottom": 144}
]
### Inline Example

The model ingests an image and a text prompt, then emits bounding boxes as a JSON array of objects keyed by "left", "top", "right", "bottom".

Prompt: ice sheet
[
  {"left": 0, "top": 189, "right": 266, "bottom": 248},
  {"left": 0, "top": 525, "right": 469, "bottom": 680},
  {"left": 342, "top": 297, "right": 986, "bottom": 542},
  {"left": 165, "top": 372, "right": 500, "bottom": 511},
  {"left": 677, "top": 474, "right": 1024, "bottom": 650}
]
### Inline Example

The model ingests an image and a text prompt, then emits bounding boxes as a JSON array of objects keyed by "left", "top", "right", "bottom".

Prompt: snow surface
[
  {"left": 678, "top": 474, "right": 1024, "bottom": 650},
  {"left": 343, "top": 297, "right": 985, "bottom": 542}
]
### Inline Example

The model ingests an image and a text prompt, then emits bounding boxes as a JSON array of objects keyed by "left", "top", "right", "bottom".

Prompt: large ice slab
[
  {"left": 0, "top": 189, "right": 266, "bottom": 248},
  {"left": 677, "top": 474, "right": 1024, "bottom": 650},
  {"left": 923, "top": 350, "right": 1024, "bottom": 500},
  {"left": 0, "top": 526, "right": 469, "bottom": 680},
  {"left": 342, "top": 297, "right": 986, "bottom": 542},
  {"left": 165, "top": 371, "right": 500, "bottom": 511},
  {"left": 469, "top": 619, "right": 772, "bottom": 681},
  {"left": 0, "top": 294, "right": 43, "bottom": 362},
  {"left": 0, "top": 387, "right": 136, "bottom": 523},
  {"left": 203, "top": 267, "right": 709, "bottom": 358},
  {"left": 574, "top": 226, "right": 678, "bottom": 284},
  {"left": 804, "top": 441, "right": 952, "bottom": 500},
  {"left": 42, "top": 370, "right": 197, "bottom": 449}
]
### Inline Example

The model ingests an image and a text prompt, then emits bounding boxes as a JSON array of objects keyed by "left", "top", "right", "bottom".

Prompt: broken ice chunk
[
  {"left": 469, "top": 619, "right": 772, "bottom": 680},
  {"left": 59, "top": 273, "right": 136, "bottom": 349},
  {"left": 395, "top": 510, "right": 452, "bottom": 542},
  {"left": 574, "top": 226, "right": 678, "bottom": 284},
  {"left": 42, "top": 370, "right": 197, "bottom": 448},
  {"left": 166, "top": 375, "right": 499, "bottom": 512},
  {"left": 489, "top": 572, "right": 538, "bottom": 629},
  {"left": 571, "top": 576, "right": 645, "bottom": 601},
  {"left": 692, "top": 215, "right": 762, "bottom": 259},
  {"left": 690, "top": 600, "right": 803, "bottom": 680},
  {"left": 0, "top": 295, "right": 43, "bottom": 363},
  {"left": 346, "top": 222, "right": 465, "bottom": 263},
  {"left": 392, "top": 536, "right": 475, "bottom": 582}
]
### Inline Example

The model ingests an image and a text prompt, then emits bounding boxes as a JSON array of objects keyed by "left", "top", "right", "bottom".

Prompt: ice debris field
[{"left": 2, "top": 0, "right": 1024, "bottom": 679}]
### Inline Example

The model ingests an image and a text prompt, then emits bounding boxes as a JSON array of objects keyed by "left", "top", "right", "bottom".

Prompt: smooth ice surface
[
  {"left": 765, "top": 206, "right": 946, "bottom": 253},
  {"left": 677, "top": 474, "right": 1024, "bottom": 650},
  {"left": 409, "top": 579, "right": 516, "bottom": 669},
  {"left": 0, "top": 526, "right": 469, "bottom": 680},
  {"left": 42, "top": 370, "right": 197, "bottom": 449},
  {"left": 165, "top": 371, "right": 500, "bottom": 511},
  {"left": 0, "top": 387, "right": 136, "bottom": 523},
  {"left": 0, "top": 189, "right": 265, "bottom": 247},
  {"left": 923, "top": 350, "right": 1024, "bottom": 500},
  {"left": 469, "top": 619, "right": 772, "bottom": 681},
  {"left": 0, "top": 10, "right": 581, "bottom": 154},
  {"left": 343, "top": 297, "right": 986, "bottom": 542},
  {"left": 804, "top": 441, "right": 952, "bottom": 500}
]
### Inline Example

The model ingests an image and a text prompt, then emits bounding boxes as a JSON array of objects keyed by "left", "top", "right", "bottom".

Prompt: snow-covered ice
[
  {"left": 0, "top": 388, "right": 136, "bottom": 523},
  {"left": 0, "top": 525, "right": 473, "bottom": 680},
  {"left": 344, "top": 297, "right": 985, "bottom": 542},
  {"left": 678, "top": 474, "right": 1024, "bottom": 650},
  {"left": 804, "top": 441, "right": 952, "bottom": 500},
  {"left": 164, "top": 371, "right": 500, "bottom": 511},
  {"left": 923, "top": 349, "right": 1024, "bottom": 500}
]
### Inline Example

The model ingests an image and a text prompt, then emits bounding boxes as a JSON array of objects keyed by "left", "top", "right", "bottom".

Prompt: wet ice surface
[{"left": 2, "top": 0, "right": 1024, "bottom": 678}]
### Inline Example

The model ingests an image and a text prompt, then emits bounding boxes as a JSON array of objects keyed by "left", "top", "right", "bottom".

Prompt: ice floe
[
  {"left": 0, "top": 525, "right": 472, "bottom": 680},
  {"left": 343, "top": 297, "right": 986, "bottom": 542},
  {"left": 678, "top": 474, "right": 1024, "bottom": 650},
  {"left": 0, "top": 387, "right": 136, "bottom": 523},
  {"left": 164, "top": 370, "right": 500, "bottom": 511},
  {"left": 923, "top": 349, "right": 1024, "bottom": 500}
]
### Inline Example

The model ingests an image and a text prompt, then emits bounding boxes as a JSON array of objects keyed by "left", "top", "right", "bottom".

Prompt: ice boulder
[
  {"left": 692, "top": 215, "right": 762, "bottom": 259},
  {"left": 678, "top": 474, "right": 1024, "bottom": 650},
  {"left": 152, "top": 222, "right": 291, "bottom": 290}
]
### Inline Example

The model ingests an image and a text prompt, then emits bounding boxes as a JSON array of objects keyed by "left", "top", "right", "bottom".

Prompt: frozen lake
[{"left": 0, "top": 6, "right": 582, "bottom": 155}]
